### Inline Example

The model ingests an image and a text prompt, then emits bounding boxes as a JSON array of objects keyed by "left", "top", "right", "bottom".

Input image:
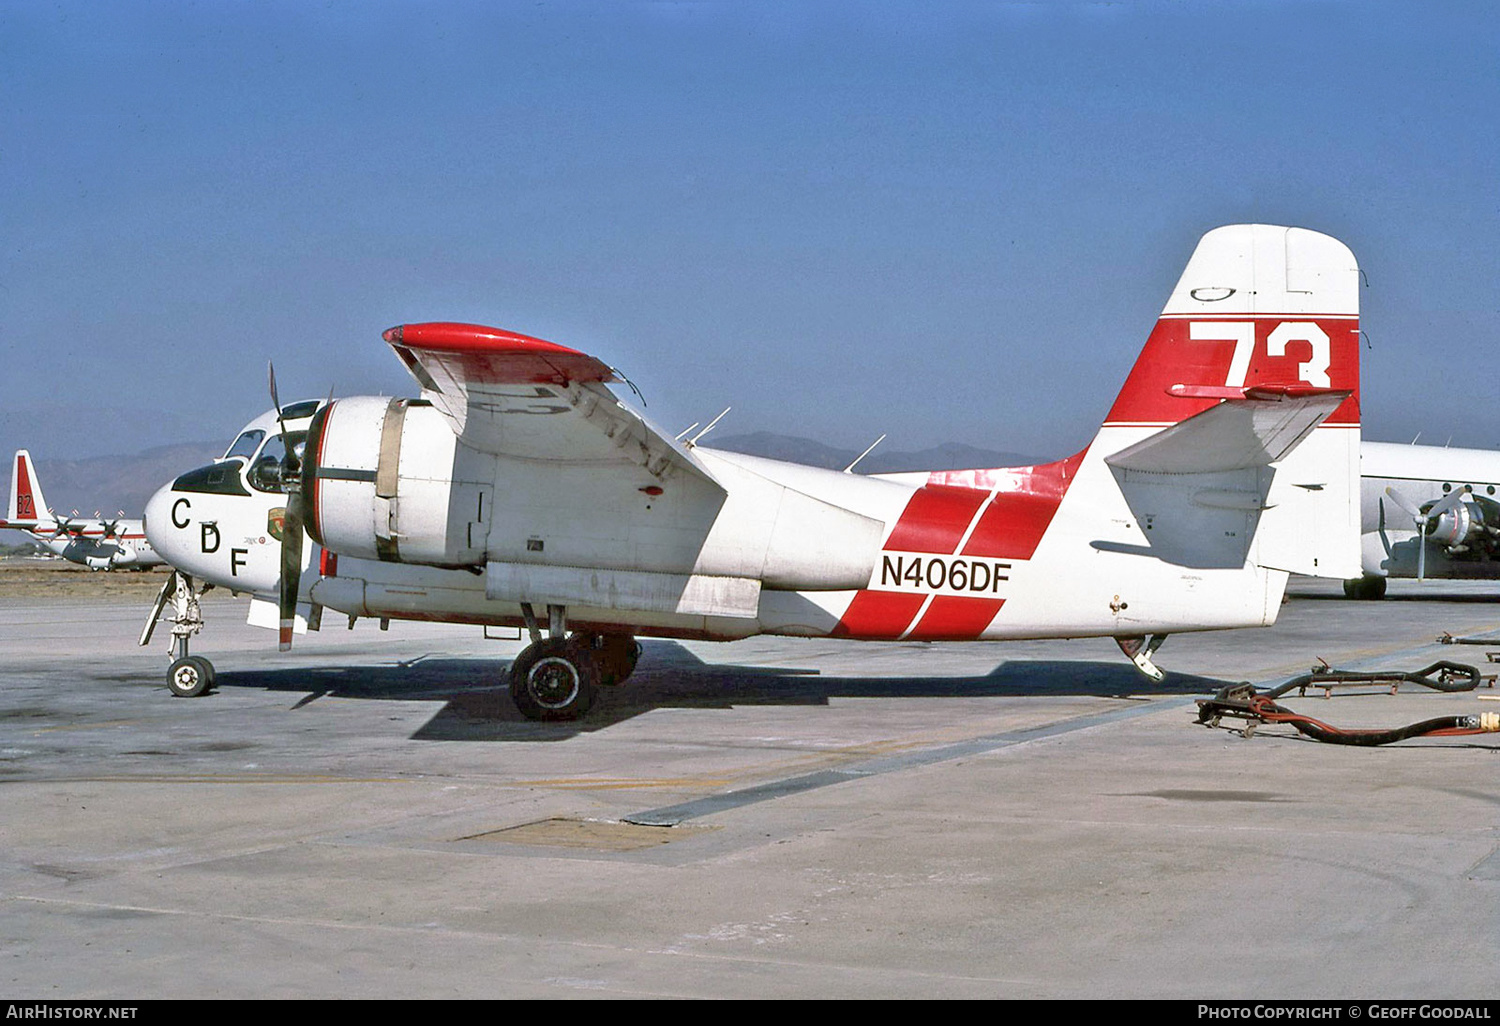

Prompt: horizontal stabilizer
[{"left": 1104, "top": 390, "right": 1349, "bottom": 474}]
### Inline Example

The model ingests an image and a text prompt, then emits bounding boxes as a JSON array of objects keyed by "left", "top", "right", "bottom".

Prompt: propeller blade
[
  {"left": 1383, "top": 486, "right": 1422, "bottom": 522},
  {"left": 278, "top": 491, "right": 305, "bottom": 652},
  {"left": 268, "top": 360, "right": 292, "bottom": 446},
  {"left": 1417, "top": 517, "right": 1427, "bottom": 581}
]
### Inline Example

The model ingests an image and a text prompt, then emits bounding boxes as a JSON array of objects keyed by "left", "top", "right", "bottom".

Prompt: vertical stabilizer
[
  {"left": 8, "top": 451, "right": 51, "bottom": 526},
  {"left": 1096, "top": 225, "right": 1362, "bottom": 580}
]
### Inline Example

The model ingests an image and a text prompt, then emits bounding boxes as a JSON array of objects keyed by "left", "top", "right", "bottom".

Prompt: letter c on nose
[{"left": 171, "top": 497, "right": 191, "bottom": 529}]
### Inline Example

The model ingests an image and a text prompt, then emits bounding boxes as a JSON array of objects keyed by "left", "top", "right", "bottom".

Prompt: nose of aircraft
[
  {"left": 143, "top": 481, "right": 188, "bottom": 570},
  {"left": 142, "top": 473, "right": 288, "bottom": 594}
]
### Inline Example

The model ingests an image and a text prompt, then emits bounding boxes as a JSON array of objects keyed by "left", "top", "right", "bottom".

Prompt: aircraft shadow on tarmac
[{"left": 212, "top": 641, "right": 1228, "bottom": 742}]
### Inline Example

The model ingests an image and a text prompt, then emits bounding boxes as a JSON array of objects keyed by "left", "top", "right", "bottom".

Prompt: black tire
[
  {"left": 167, "top": 656, "right": 213, "bottom": 698},
  {"left": 593, "top": 633, "right": 642, "bottom": 686},
  {"left": 1342, "top": 575, "right": 1387, "bottom": 600},
  {"left": 509, "top": 637, "right": 599, "bottom": 721}
]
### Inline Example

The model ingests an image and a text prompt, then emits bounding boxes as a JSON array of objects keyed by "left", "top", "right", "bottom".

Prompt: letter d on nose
[{"left": 201, "top": 523, "right": 220, "bottom": 554}]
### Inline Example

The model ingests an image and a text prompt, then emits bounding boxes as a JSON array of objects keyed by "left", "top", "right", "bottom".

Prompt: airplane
[
  {"left": 0, "top": 450, "right": 167, "bottom": 570},
  {"left": 1341, "top": 441, "right": 1500, "bottom": 598},
  {"left": 141, "top": 223, "right": 1364, "bottom": 717}
]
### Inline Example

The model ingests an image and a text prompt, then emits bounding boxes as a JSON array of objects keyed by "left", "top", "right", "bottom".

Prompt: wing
[{"left": 383, "top": 322, "right": 717, "bottom": 488}]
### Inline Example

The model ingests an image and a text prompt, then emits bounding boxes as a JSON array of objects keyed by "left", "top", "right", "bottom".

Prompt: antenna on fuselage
[
  {"left": 687, "top": 407, "right": 731, "bottom": 448},
  {"left": 844, "top": 434, "right": 887, "bottom": 474}
]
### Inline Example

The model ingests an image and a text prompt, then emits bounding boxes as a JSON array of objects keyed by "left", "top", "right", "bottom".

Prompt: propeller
[
  {"left": 50, "top": 511, "right": 84, "bottom": 539},
  {"left": 269, "top": 363, "right": 306, "bottom": 651},
  {"left": 1384, "top": 485, "right": 1472, "bottom": 580}
]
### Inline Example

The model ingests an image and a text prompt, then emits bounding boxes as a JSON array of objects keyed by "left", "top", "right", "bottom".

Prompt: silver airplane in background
[{"left": 1342, "top": 441, "right": 1500, "bottom": 598}]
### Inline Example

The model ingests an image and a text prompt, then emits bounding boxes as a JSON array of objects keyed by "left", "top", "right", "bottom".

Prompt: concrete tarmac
[{"left": 1, "top": 574, "right": 1498, "bottom": 999}]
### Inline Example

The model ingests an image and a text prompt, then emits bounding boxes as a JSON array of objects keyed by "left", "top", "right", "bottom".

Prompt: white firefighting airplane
[
  {"left": 0, "top": 450, "right": 165, "bottom": 569},
  {"left": 1341, "top": 442, "right": 1500, "bottom": 598},
  {"left": 141, "top": 224, "right": 1364, "bottom": 718}
]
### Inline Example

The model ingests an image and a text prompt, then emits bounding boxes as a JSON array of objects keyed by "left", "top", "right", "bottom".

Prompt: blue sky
[{"left": 3, "top": 0, "right": 1497, "bottom": 464}]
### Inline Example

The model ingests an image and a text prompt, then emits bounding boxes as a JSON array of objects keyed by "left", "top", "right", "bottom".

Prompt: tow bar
[{"left": 1195, "top": 661, "right": 1500, "bottom": 745}]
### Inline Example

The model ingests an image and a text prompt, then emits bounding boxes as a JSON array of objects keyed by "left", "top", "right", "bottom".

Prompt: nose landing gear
[{"left": 141, "top": 570, "right": 217, "bottom": 697}]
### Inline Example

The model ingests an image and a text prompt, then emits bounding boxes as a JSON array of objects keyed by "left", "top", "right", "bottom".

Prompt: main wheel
[
  {"left": 509, "top": 637, "right": 600, "bottom": 721},
  {"left": 593, "top": 633, "right": 642, "bottom": 686},
  {"left": 167, "top": 655, "right": 214, "bottom": 697}
]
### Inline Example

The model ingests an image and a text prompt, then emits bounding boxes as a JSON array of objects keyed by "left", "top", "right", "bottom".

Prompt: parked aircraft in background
[
  {"left": 142, "top": 224, "right": 1364, "bottom": 718},
  {"left": 0, "top": 450, "right": 165, "bottom": 570},
  {"left": 1342, "top": 442, "right": 1500, "bottom": 598}
]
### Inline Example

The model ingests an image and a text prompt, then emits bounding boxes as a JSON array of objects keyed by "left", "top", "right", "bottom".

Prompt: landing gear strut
[
  {"left": 508, "top": 603, "right": 640, "bottom": 721},
  {"left": 141, "top": 570, "right": 217, "bottom": 697}
]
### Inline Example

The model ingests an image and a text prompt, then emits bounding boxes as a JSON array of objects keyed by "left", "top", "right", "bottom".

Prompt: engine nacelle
[
  {"left": 1431, "top": 496, "right": 1500, "bottom": 558},
  {"left": 303, "top": 395, "right": 883, "bottom": 590},
  {"left": 1429, "top": 502, "right": 1479, "bottom": 549},
  {"left": 304, "top": 396, "right": 492, "bottom": 566}
]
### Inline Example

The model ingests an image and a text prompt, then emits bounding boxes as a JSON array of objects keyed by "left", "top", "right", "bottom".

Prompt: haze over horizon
[{"left": 4, "top": 1, "right": 1497, "bottom": 471}]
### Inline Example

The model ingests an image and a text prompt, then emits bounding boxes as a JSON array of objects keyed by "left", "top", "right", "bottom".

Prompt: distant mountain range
[
  {"left": 0, "top": 442, "right": 223, "bottom": 520},
  {"left": 707, "top": 432, "right": 1039, "bottom": 474},
  {"left": 0, "top": 433, "right": 1039, "bottom": 522}
]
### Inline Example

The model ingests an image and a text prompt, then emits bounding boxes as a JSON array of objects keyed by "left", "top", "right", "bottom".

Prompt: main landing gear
[
  {"left": 140, "top": 570, "right": 217, "bottom": 697},
  {"left": 509, "top": 603, "right": 641, "bottom": 721}
]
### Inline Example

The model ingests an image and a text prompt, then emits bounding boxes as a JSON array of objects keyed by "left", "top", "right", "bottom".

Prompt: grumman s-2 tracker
[{"left": 141, "top": 224, "right": 1364, "bottom": 720}]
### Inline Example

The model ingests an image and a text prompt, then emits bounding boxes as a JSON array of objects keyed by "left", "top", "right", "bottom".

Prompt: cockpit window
[
  {"left": 280, "top": 400, "right": 322, "bottom": 420},
  {"left": 224, "top": 429, "right": 266, "bottom": 461},
  {"left": 247, "top": 431, "right": 308, "bottom": 493}
]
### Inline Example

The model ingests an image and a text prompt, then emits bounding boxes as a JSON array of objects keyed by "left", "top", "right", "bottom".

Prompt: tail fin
[
  {"left": 832, "top": 225, "right": 1361, "bottom": 646},
  {"left": 7, "top": 450, "right": 51, "bottom": 526},
  {"left": 1095, "top": 224, "right": 1362, "bottom": 579},
  {"left": 1105, "top": 224, "right": 1359, "bottom": 427}
]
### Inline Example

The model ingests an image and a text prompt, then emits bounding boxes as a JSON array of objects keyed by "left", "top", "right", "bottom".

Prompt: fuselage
[
  {"left": 144, "top": 402, "right": 1311, "bottom": 645},
  {"left": 1, "top": 517, "right": 161, "bottom": 569},
  {"left": 37, "top": 522, "right": 158, "bottom": 569}
]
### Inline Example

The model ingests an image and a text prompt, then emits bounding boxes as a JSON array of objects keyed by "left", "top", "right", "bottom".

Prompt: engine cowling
[
  {"left": 304, "top": 396, "right": 491, "bottom": 566},
  {"left": 1431, "top": 496, "right": 1500, "bottom": 558}
]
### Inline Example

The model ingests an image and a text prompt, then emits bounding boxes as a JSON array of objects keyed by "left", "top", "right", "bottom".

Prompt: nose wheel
[{"left": 167, "top": 655, "right": 216, "bottom": 698}]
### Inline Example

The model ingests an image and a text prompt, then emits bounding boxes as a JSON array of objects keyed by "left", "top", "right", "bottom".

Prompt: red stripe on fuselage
[
  {"left": 906, "top": 596, "right": 1006, "bottom": 641},
  {"left": 882, "top": 486, "right": 987, "bottom": 553},
  {"left": 961, "top": 451, "right": 1084, "bottom": 560},
  {"left": 831, "top": 450, "right": 1083, "bottom": 642},
  {"left": 830, "top": 590, "right": 927, "bottom": 640}
]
